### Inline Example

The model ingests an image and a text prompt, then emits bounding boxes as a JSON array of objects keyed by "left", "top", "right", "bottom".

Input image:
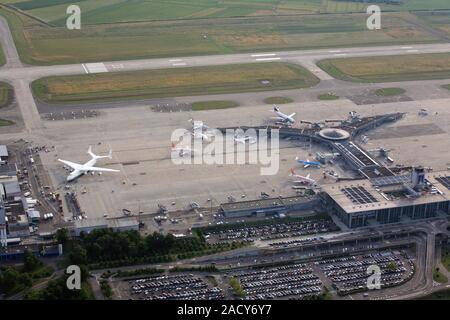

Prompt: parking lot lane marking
[
  {"left": 251, "top": 53, "right": 277, "bottom": 57},
  {"left": 255, "top": 57, "right": 281, "bottom": 61}
]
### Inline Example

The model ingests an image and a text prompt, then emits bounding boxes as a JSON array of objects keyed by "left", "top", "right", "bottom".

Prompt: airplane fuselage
[{"left": 67, "top": 158, "right": 98, "bottom": 181}]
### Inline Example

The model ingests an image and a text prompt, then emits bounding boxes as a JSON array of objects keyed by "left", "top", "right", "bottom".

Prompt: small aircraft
[
  {"left": 191, "top": 131, "right": 212, "bottom": 141},
  {"left": 58, "top": 146, "right": 119, "bottom": 182},
  {"left": 188, "top": 119, "right": 209, "bottom": 131},
  {"left": 272, "top": 106, "right": 296, "bottom": 124},
  {"left": 234, "top": 135, "right": 257, "bottom": 144},
  {"left": 289, "top": 168, "right": 316, "bottom": 185},
  {"left": 171, "top": 143, "right": 196, "bottom": 157},
  {"left": 295, "top": 157, "right": 322, "bottom": 168}
]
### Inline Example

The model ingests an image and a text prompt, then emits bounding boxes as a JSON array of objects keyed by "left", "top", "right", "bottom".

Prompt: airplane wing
[
  {"left": 58, "top": 159, "right": 83, "bottom": 170},
  {"left": 304, "top": 164, "right": 310, "bottom": 168},
  {"left": 82, "top": 166, "right": 120, "bottom": 173},
  {"left": 289, "top": 113, "right": 296, "bottom": 118},
  {"left": 306, "top": 174, "right": 311, "bottom": 179}
]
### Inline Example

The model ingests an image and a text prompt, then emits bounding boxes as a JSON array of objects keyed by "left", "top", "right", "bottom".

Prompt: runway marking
[
  {"left": 407, "top": 49, "right": 419, "bottom": 53},
  {"left": 401, "top": 46, "right": 413, "bottom": 49},
  {"left": 172, "top": 62, "right": 187, "bottom": 66},
  {"left": 81, "top": 64, "right": 89, "bottom": 74},
  {"left": 255, "top": 57, "right": 281, "bottom": 61},
  {"left": 251, "top": 53, "right": 277, "bottom": 57},
  {"left": 110, "top": 64, "right": 124, "bottom": 69},
  {"left": 329, "top": 50, "right": 342, "bottom": 53},
  {"left": 333, "top": 53, "right": 347, "bottom": 57},
  {"left": 84, "top": 63, "right": 108, "bottom": 74},
  {"left": 169, "top": 59, "right": 183, "bottom": 62}
]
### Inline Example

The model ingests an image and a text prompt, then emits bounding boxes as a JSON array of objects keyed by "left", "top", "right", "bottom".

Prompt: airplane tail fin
[
  {"left": 295, "top": 156, "right": 299, "bottom": 161},
  {"left": 273, "top": 105, "right": 279, "bottom": 112},
  {"left": 87, "top": 146, "right": 97, "bottom": 159},
  {"left": 88, "top": 146, "right": 112, "bottom": 159},
  {"left": 289, "top": 168, "right": 296, "bottom": 176}
]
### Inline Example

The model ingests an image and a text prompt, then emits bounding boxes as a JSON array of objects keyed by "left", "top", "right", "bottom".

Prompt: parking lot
[
  {"left": 316, "top": 250, "right": 414, "bottom": 295},
  {"left": 203, "top": 217, "right": 339, "bottom": 243},
  {"left": 128, "top": 274, "right": 224, "bottom": 300},
  {"left": 231, "top": 263, "right": 323, "bottom": 300}
]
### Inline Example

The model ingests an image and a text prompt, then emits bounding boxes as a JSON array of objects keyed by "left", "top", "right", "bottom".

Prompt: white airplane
[
  {"left": 188, "top": 119, "right": 209, "bottom": 131},
  {"left": 191, "top": 131, "right": 212, "bottom": 141},
  {"left": 234, "top": 135, "right": 257, "bottom": 144},
  {"left": 272, "top": 106, "right": 296, "bottom": 124},
  {"left": 171, "top": 143, "right": 196, "bottom": 157},
  {"left": 289, "top": 168, "right": 316, "bottom": 185},
  {"left": 58, "top": 146, "right": 119, "bottom": 182}
]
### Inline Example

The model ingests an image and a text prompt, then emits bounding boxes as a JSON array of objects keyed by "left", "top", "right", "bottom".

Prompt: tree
[
  {"left": 23, "top": 250, "right": 41, "bottom": 272},
  {"left": 56, "top": 228, "right": 69, "bottom": 245},
  {"left": 67, "top": 243, "right": 87, "bottom": 265}
]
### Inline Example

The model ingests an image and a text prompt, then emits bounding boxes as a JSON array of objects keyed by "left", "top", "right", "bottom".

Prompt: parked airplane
[
  {"left": 272, "top": 106, "right": 296, "bottom": 124},
  {"left": 234, "top": 135, "right": 257, "bottom": 144},
  {"left": 58, "top": 146, "right": 119, "bottom": 182},
  {"left": 289, "top": 168, "right": 316, "bottom": 185},
  {"left": 171, "top": 143, "right": 196, "bottom": 157},
  {"left": 295, "top": 157, "right": 321, "bottom": 168},
  {"left": 188, "top": 119, "right": 209, "bottom": 131}
]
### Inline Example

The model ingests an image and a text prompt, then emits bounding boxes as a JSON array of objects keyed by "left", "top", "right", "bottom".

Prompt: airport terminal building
[{"left": 321, "top": 169, "right": 450, "bottom": 228}]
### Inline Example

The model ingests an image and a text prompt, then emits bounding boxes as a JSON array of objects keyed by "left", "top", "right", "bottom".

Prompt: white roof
[{"left": 0, "top": 146, "right": 8, "bottom": 157}]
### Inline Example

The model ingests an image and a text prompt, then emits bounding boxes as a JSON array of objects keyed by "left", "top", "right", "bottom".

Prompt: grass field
[
  {"left": 375, "top": 88, "right": 406, "bottom": 96},
  {"left": 0, "top": 5, "right": 444, "bottom": 65},
  {"left": 4, "top": 0, "right": 450, "bottom": 25},
  {"left": 433, "top": 268, "right": 448, "bottom": 284},
  {"left": 31, "top": 62, "right": 319, "bottom": 104},
  {"left": 191, "top": 100, "right": 239, "bottom": 111},
  {"left": 0, "top": 119, "right": 14, "bottom": 126},
  {"left": 0, "top": 82, "right": 11, "bottom": 108},
  {"left": 443, "top": 246, "right": 450, "bottom": 272},
  {"left": 263, "top": 97, "right": 293, "bottom": 104},
  {"left": 318, "top": 53, "right": 450, "bottom": 83},
  {"left": 442, "top": 84, "right": 450, "bottom": 91}
]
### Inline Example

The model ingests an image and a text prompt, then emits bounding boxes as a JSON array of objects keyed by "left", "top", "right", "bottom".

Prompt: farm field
[
  {"left": 416, "top": 11, "right": 450, "bottom": 38},
  {"left": 0, "top": 5, "right": 444, "bottom": 65},
  {"left": 4, "top": 0, "right": 450, "bottom": 25},
  {"left": 317, "top": 53, "right": 450, "bottom": 83},
  {"left": 31, "top": 62, "right": 320, "bottom": 103}
]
